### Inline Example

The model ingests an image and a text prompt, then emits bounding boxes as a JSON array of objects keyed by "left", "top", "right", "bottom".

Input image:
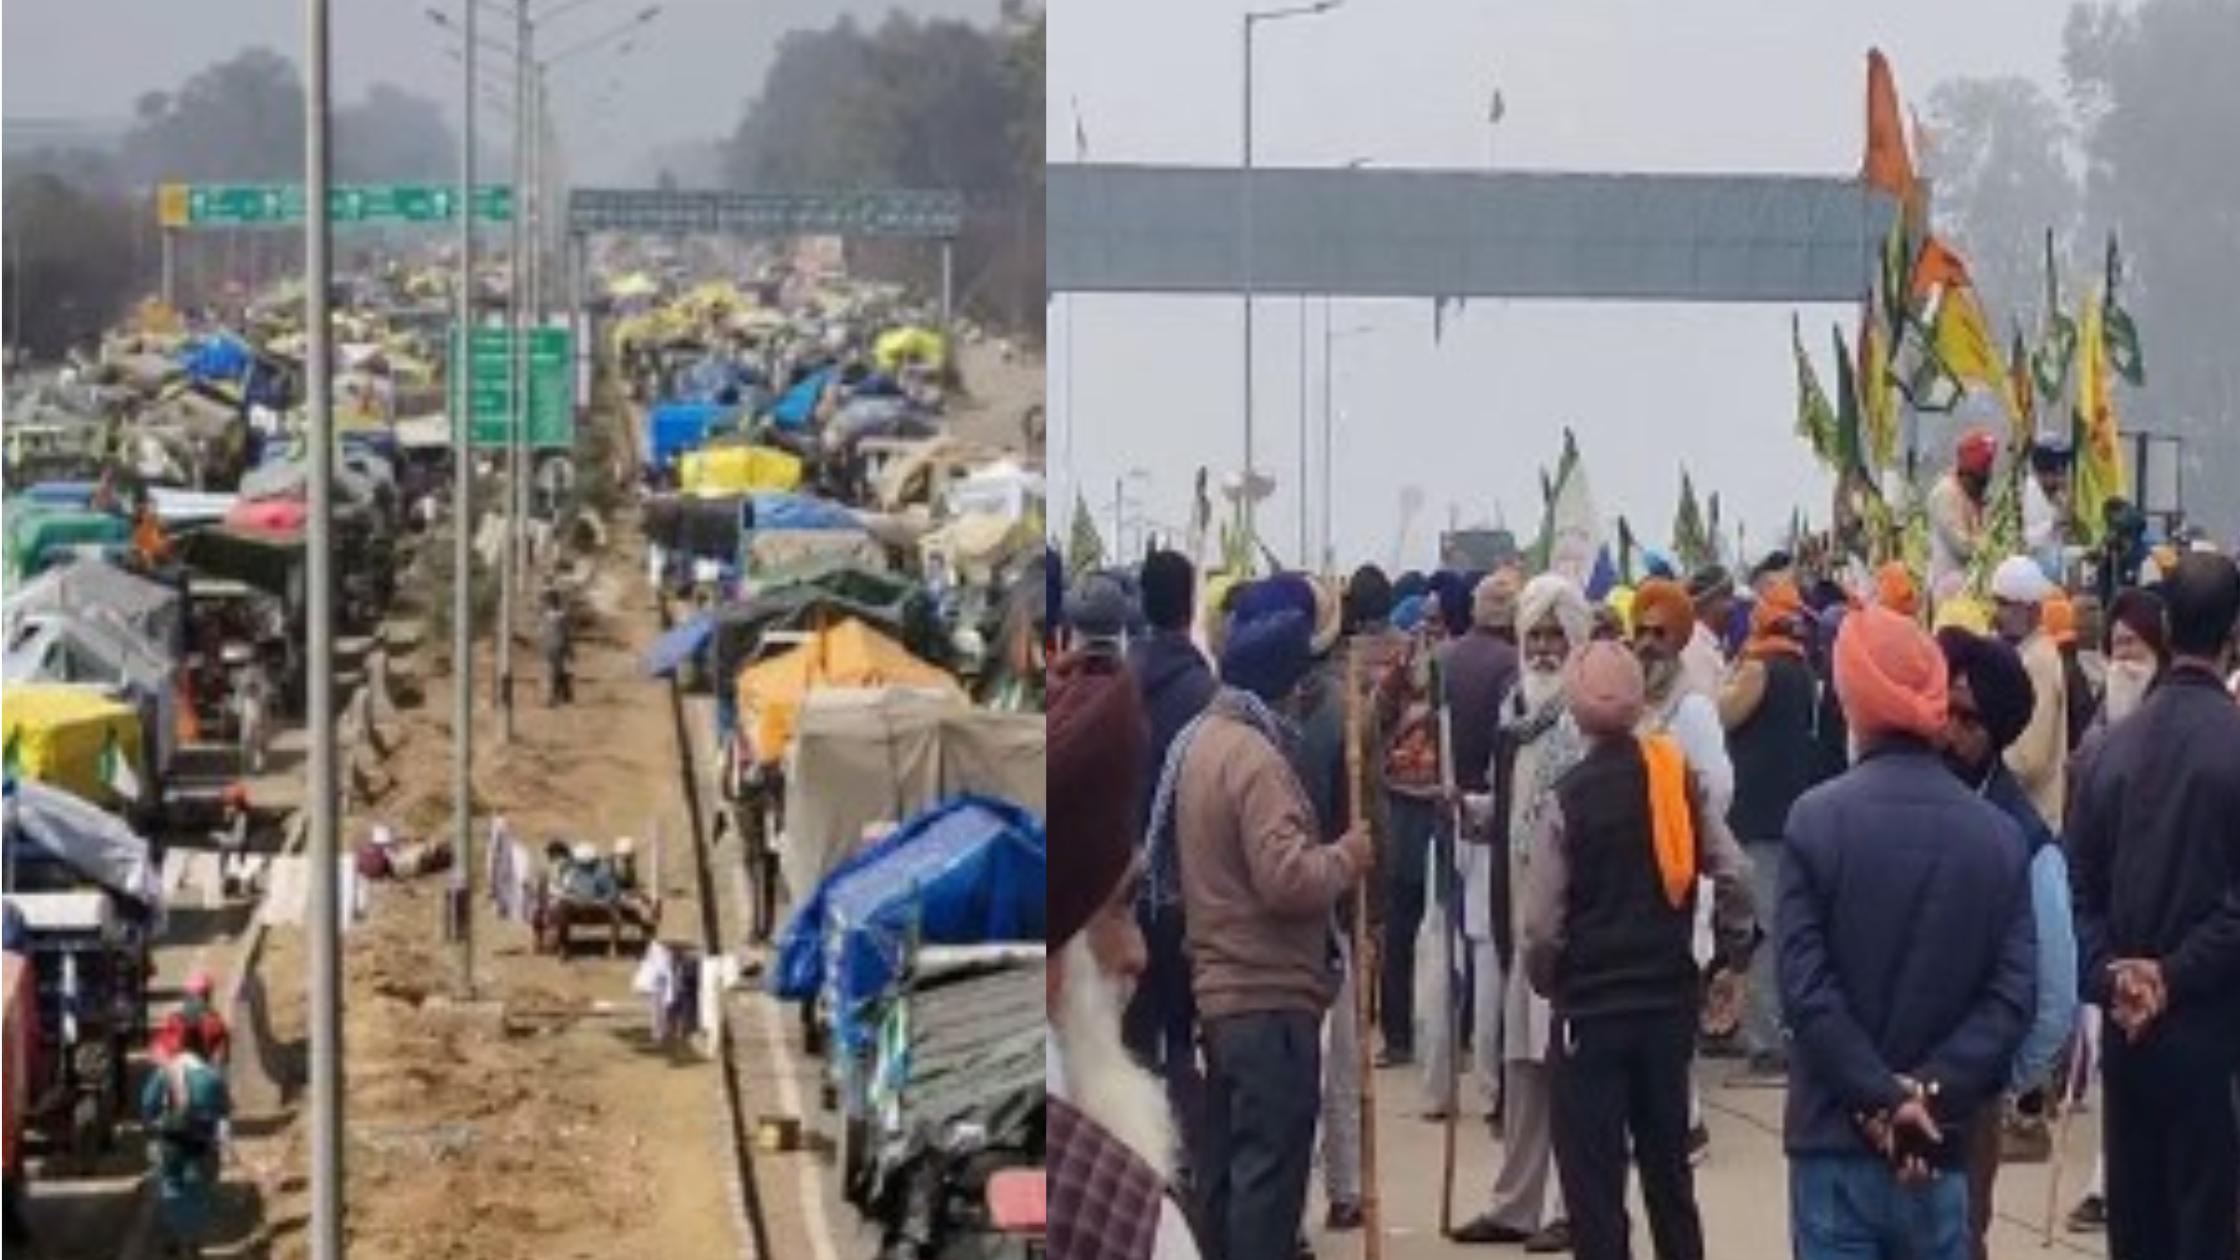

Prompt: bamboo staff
[
  {"left": 1432, "top": 658, "right": 1462, "bottom": 1240},
  {"left": 1344, "top": 643, "right": 1384, "bottom": 1260}
]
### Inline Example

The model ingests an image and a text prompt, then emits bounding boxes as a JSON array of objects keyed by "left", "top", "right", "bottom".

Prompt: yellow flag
[
  {"left": 2073, "top": 286, "right": 2127, "bottom": 542},
  {"left": 1933, "top": 283, "right": 2023, "bottom": 429},
  {"left": 1860, "top": 310, "right": 1897, "bottom": 472}
]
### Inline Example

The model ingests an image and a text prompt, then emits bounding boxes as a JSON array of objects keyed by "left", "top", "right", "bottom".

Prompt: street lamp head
[{"left": 636, "top": 5, "right": 660, "bottom": 23}]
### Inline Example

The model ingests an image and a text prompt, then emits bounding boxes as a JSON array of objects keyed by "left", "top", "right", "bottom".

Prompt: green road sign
[
  {"left": 451, "top": 327, "right": 574, "bottom": 449},
  {"left": 160, "top": 182, "right": 513, "bottom": 229}
]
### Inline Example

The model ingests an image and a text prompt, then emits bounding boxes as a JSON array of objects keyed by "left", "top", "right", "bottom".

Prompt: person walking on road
[
  {"left": 540, "top": 587, "right": 575, "bottom": 707},
  {"left": 143, "top": 1019, "right": 233, "bottom": 1260},
  {"left": 2064, "top": 552, "right": 2240, "bottom": 1260},
  {"left": 1520, "top": 641, "right": 1756, "bottom": 1260},
  {"left": 1152, "top": 605, "right": 1374, "bottom": 1260},
  {"left": 1780, "top": 606, "right": 2036, "bottom": 1260}
]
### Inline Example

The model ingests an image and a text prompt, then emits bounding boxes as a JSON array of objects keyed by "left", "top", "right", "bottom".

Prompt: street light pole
[
  {"left": 302, "top": 0, "right": 344, "bottom": 1256},
  {"left": 451, "top": 0, "right": 480, "bottom": 998},
  {"left": 1240, "top": 0, "right": 1340, "bottom": 563},
  {"left": 496, "top": 0, "right": 530, "bottom": 740}
]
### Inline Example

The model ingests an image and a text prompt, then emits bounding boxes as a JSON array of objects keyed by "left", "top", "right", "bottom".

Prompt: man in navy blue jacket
[
  {"left": 1122, "top": 549, "right": 1220, "bottom": 1178},
  {"left": 2065, "top": 552, "right": 2240, "bottom": 1260},
  {"left": 1778, "top": 607, "right": 2037, "bottom": 1260}
]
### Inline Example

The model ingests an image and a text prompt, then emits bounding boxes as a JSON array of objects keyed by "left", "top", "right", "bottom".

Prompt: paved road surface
[{"left": 1306, "top": 1059, "right": 2112, "bottom": 1259}]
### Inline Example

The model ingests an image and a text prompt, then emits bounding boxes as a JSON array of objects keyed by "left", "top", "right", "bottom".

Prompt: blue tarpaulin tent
[
  {"left": 773, "top": 796, "right": 1045, "bottom": 1049},
  {"left": 769, "top": 368, "right": 831, "bottom": 432},
  {"left": 179, "top": 335, "right": 253, "bottom": 387},
  {"left": 644, "top": 402, "right": 734, "bottom": 470},
  {"left": 640, "top": 613, "right": 714, "bottom": 679}
]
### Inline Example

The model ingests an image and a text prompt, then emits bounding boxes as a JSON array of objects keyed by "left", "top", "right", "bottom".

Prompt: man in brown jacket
[{"left": 1147, "top": 603, "right": 1373, "bottom": 1260}]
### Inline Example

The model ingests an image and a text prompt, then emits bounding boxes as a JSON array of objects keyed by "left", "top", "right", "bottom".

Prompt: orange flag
[
  {"left": 1863, "top": 50, "right": 1923, "bottom": 231},
  {"left": 1911, "top": 236, "right": 1974, "bottom": 304}
]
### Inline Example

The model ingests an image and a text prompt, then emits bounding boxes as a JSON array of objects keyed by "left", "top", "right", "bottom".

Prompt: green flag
[
  {"left": 1793, "top": 313, "right": 1839, "bottom": 464},
  {"left": 1833, "top": 324, "right": 1864, "bottom": 478},
  {"left": 2103, "top": 233, "right": 2144, "bottom": 387},
  {"left": 2031, "top": 229, "right": 2078, "bottom": 404},
  {"left": 1672, "top": 471, "right": 1710, "bottom": 573}
]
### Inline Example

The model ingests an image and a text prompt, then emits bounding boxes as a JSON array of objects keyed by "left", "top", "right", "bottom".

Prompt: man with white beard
[
  {"left": 1048, "top": 652, "right": 1203, "bottom": 1260},
  {"left": 1452, "top": 573, "right": 1591, "bottom": 1249}
]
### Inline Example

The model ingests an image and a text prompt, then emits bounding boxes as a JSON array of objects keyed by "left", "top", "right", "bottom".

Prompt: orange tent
[{"left": 735, "top": 619, "right": 961, "bottom": 766}]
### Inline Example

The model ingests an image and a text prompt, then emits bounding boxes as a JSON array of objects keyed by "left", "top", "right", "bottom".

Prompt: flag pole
[{"left": 1344, "top": 643, "right": 1384, "bottom": 1260}]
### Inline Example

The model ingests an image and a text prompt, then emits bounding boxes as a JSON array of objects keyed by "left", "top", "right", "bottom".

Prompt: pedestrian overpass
[{"left": 1048, "top": 163, "right": 1897, "bottom": 303}]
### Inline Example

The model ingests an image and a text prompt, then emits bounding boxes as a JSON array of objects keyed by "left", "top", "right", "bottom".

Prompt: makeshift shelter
[
  {"left": 3, "top": 504, "right": 131, "bottom": 584},
  {"left": 779, "top": 688, "right": 1046, "bottom": 903},
  {"left": 2, "top": 611, "right": 178, "bottom": 778},
  {"left": 772, "top": 795, "right": 1045, "bottom": 1051},
  {"left": 873, "top": 326, "right": 947, "bottom": 373},
  {"left": 3, "top": 557, "right": 186, "bottom": 656},
  {"left": 2, "top": 777, "right": 162, "bottom": 909},
  {"left": 0, "top": 686, "right": 146, "bottom": 809},
  {"left": 734, "top": 619, "right": 959, "bottom": 767},
  {"left": 644, "top": 402, "right": 735, "bottom": 470},
  {"left": 678, "top": 445, "right": 803, "bottom": 498}
]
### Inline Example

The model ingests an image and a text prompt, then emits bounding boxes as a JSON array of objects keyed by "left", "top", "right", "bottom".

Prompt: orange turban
[
  {"left": 2041, "top": 593, "right": 2077, "bottom": 647},
  {"left": 1834, "top": 605, "right": 1949, "bottom": 742},
  {"left": 1875, "top": 562, "right": 1920, "bottom": 618},
  {"left": 1630, "top": 578, "right": 1696, "bottom": 643},
  {"left": 1746, "top": 579, "right": 1808, "bottom": 661}
]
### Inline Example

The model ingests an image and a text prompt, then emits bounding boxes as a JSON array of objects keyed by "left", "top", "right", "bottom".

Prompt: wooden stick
[
  {"left": 1434, "top": 665, "right": 1462, "bottom": 1240},
  {"left": 1345, "top": 645, "right": 1384, "bottom": 1260}
]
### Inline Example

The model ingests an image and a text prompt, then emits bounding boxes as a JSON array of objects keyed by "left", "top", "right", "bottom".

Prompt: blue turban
[
  {"left": 1220, "top": 609, "right": 1314, "bottom": 702},
  {"left": 1232, "top": 572, "right": 1318, "bottom": 630}
]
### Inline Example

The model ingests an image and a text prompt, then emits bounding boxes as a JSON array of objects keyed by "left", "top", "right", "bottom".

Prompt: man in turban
[
  {"left": 1718, "top": 577, "right": 1822, "bottom": 1082},
  {"left": 1780, "top": 607, "right": 2036, "bottom": 1257},
  {"left": 1936, "top": 629, "right": 2080, "bottom": 1260},
  {"left": 1681, "top": 566, "right": 1737, "bottom": 702},
  {"left": 2065, "top": 553, "right": 2240, "bottom": 1260},
  {"left": 1147, "top": 607, "right": 1373, "bottom": 1260},
  {"left": 1420, "top": 569, "right": 1523, "bottom": 1127},
  {"left": 1990, "top": 555, "right": 2070, "bottom": 827},
  {"left": 1930, "top": 427, "right": 1999, "bottom": 592},
  {"left": 1451, "top": 574, "right": 1591, "bottom": 1248},
  {"left": 1519, "top": 641, "right": 1756, "bottom": 1260},
  {"left": 1048, "top": 653, "right": 1203, "bottom": 1260},
  {"left": 1628, "top": 577, "right": 1734, "bottom": 1161}
]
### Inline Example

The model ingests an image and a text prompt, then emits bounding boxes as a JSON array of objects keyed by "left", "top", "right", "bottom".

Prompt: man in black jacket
[
  {"left": 1521, "top": 641, "right": 1754, "bottom": 1260},
  {"left": 1780, "top": 607, "right": 2037, "bottom": 1260},
  {"left": 1122, "top": 549, "right": 1219, "bottom": 1178},
  {"left": 2065, "top": 552, "right": 2240, "bottom": 1260}
]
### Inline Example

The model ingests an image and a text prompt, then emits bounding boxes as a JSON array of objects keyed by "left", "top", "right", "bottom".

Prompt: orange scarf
[{"left": 1639, "top": 734, "right": 1696, "bottom": 908}]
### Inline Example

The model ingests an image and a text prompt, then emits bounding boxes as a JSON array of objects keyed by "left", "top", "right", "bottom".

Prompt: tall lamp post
[
  {"left": 1242, "top": 0, "right": 1341, "bottom": 560},
  {"left": 301, "top": 0, "right": 343, "bottom": 1256}
]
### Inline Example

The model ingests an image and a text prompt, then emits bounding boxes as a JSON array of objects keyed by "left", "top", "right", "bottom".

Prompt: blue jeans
[{"left": 1789, "top": 1155, "right": 1968, "bottom": 1260}]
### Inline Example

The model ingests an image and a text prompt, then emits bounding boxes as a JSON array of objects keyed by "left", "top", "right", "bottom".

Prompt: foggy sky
[
  {"left": 1049, "top": 0, "right": 2105, "bottom": 573},
  {"left": 1, "top": 0, "right": 1010, "bottom": 185}
]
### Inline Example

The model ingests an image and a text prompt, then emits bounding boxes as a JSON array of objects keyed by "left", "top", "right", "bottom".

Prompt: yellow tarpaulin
[
  {"left": 736, "top": 619, "right": 960, "bottom": 765},
  {"left": 874, "top": 326, "right": 947, "bottom": 373},
  {"left": 2, "top": 685, "right": 146, "bottom": 807},
  {"left": 679, "top": 445, "right": 804, "bottom": 498}
]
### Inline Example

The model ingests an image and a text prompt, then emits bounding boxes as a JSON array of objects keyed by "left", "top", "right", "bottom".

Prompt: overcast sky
[
  {"left": 1049, "top": 0, "right": 2100, "bottom": 573},
  {"left": 2, "top": 0, "right": 1007, "bottom": 183}
]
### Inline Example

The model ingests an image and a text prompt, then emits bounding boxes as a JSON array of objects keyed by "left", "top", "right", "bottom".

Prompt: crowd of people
[{"left": 1047, "top": 447, "right": 2240, "bottom": 1260}]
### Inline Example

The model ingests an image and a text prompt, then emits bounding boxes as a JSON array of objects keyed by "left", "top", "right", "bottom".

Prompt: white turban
[{"left": 1518, "top": 573, "right": 1592, "bottom": 647}]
